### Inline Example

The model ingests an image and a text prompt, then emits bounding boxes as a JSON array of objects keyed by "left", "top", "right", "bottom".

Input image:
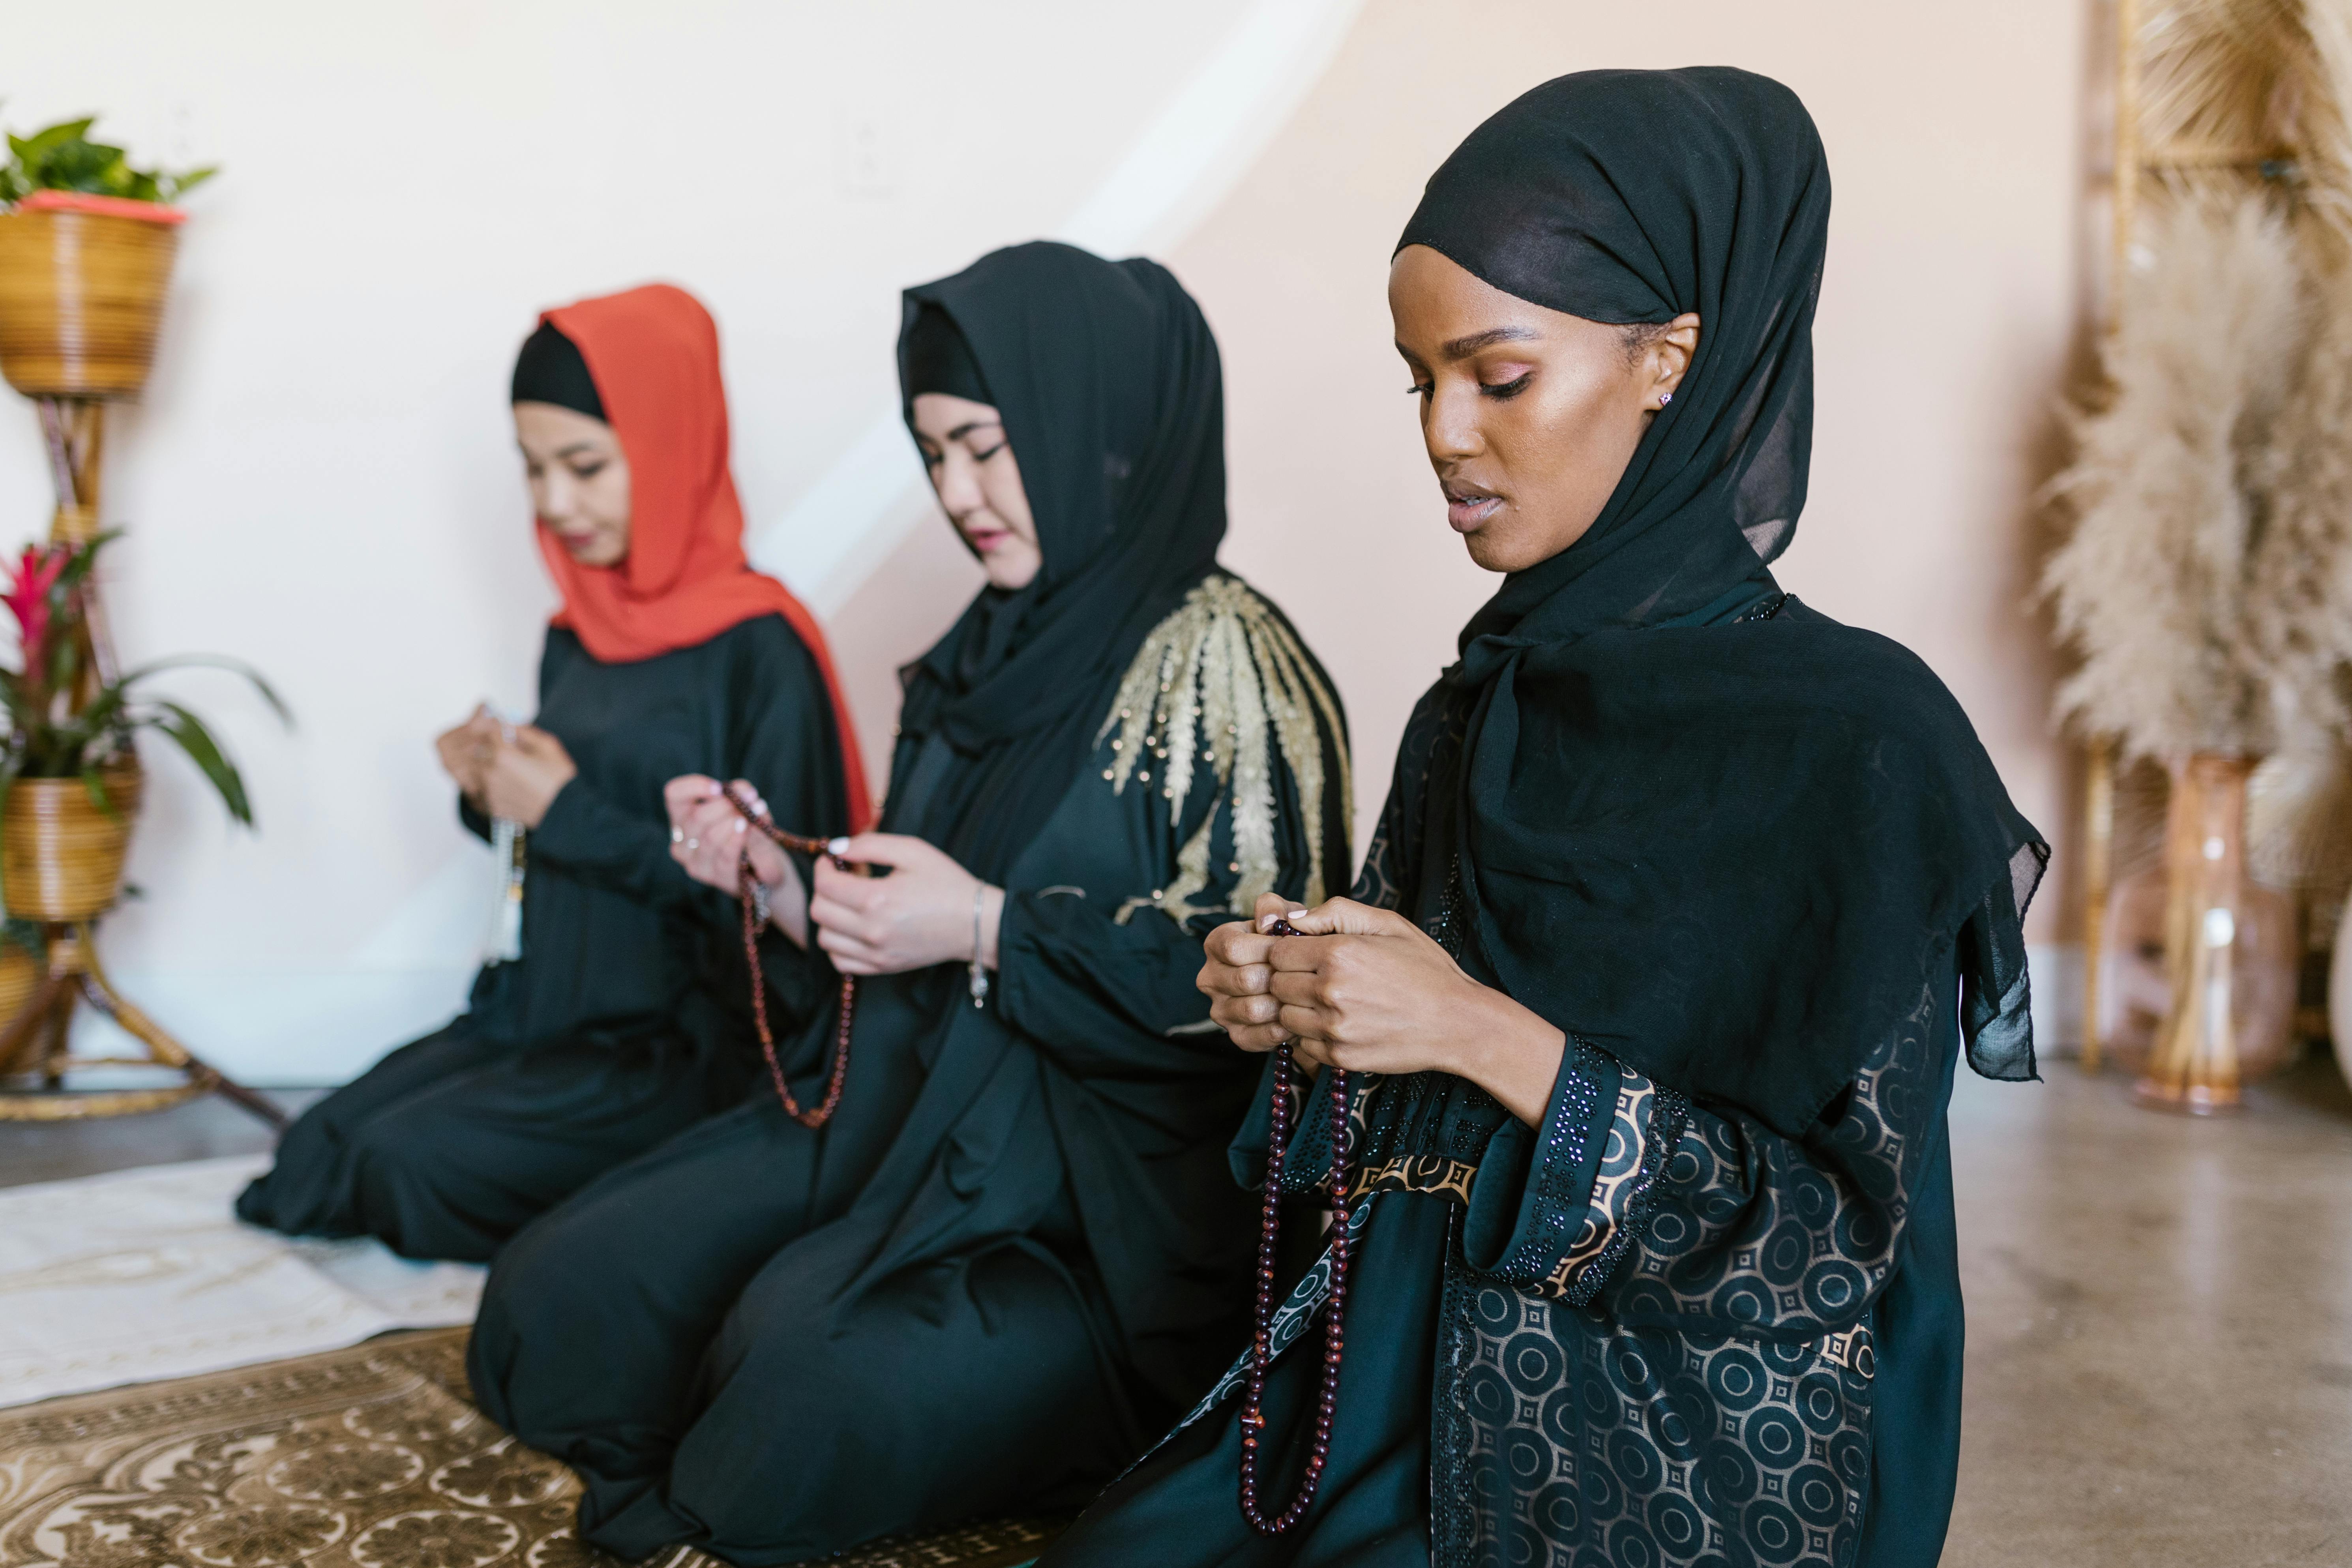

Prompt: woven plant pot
[
  {"left": 0, "top": 940, "right": 38, "bottom": 1040},
  {"left": 0, "top": 200, "right": 183, "bottom": 399},
  {"left": 0, "top": 943, "right": 36, "bottom": 1015},
  {"left": 2, "top": 766, "right": 142, "bottom": 921}
]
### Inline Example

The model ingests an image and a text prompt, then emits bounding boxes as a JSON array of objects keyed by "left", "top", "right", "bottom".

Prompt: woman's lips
[
  {"left": 556, "top": 531, "right": 600, "bottom": 553},
  {"left": 964, "top": 528, "right": 1009, "bottom": 553},
  {"left": 1445, "top": 488, "right": 1502, "bottom": 533}
]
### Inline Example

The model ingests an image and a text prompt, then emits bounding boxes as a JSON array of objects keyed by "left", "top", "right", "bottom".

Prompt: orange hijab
[{"left": 532, "top": 284, "right": 872, "bottom": 829}]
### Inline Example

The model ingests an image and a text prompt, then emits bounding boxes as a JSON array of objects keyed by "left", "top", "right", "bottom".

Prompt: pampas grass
[
  {"left": 2137, "top": 0, "right": 2352, "bottom": 250},
  {"left": 2291, "top": 0, "right": 2352, "bottom": 251},
  {"left": 2050, "top": 0, "right": 2352, "bottom": 899},
  {"left": 2043, "top": 187, "right": 2307, "bottom": 759},
  {"left": 2141, "top": 0, "right": 2309, "bottom": 150},
  {"left": 2247, "top": 300, "right": 2352, "bottom": 745}
]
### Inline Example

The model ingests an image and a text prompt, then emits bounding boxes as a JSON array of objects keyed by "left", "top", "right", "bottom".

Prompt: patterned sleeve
[{"left": 1460, "top": 975, "right": 1953, "bottom": 1340}]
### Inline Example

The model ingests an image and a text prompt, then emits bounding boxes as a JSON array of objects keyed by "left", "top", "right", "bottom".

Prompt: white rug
[{"left": 0, "top": 1154, "right": 484, "bottom": 1408}]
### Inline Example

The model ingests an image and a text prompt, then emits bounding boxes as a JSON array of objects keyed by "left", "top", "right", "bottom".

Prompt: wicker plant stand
[{"left": 0, "top": 197, "right": 280, "bottom": 1126}]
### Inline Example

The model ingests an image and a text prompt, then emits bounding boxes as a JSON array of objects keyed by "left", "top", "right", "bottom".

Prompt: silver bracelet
[{"left": 969, "top": 884, "right": 991, "bottom": 1008}]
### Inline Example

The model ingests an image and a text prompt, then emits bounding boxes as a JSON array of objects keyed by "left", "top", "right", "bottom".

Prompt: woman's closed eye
[
  {"left": 1401, "top": 372, "right": 1534, "bottom": 400},
  {"left": 922, "top": 439, "right": 1008, "bottom": 467}
]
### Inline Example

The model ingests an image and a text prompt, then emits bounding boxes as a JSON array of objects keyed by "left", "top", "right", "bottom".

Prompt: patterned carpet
[{"left": 0, "top": 1328, "right": 1062, "bottom": 1568}]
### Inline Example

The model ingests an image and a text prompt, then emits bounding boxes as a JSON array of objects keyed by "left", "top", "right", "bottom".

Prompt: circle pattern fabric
[{"left": 1443, "top": 1285, "right": 1874, "bottom": 1568}]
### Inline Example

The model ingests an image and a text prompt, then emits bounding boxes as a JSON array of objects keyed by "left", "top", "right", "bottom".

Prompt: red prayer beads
[
  {"left": 1239, "top": 918, "right": 1356, "bottom": 1536},
  {"left": 725, "top": 785, "right": 856, "bottom": 1130}
]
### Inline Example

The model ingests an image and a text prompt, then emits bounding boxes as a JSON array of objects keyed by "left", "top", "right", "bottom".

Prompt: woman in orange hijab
[{"left": 238, "top": 284, "right": 868, "bottom": 1261}]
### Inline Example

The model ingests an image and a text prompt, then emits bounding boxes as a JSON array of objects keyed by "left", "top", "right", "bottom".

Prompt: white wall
[
  {"left": 828, "top": 0, "right": 2095, "bottom": 1048},
  {"left": 2, "top": 0, "right": 1361, "bottom": 1083},
  {"left": 7, "top": 2, "right": 2093, "bottom": 1086}
]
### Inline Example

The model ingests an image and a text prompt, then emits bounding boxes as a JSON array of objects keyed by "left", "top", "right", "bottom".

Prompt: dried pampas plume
[
  {"left": 2241, "top": 5, "right": 2352, "bottom": 753},
  {"left": 2136, "top": 0, "right": 2352, "bottom": 254},
  {"left": 2292, "top": 0, "right": 2352, "bottom": 254},
  {"left": 2246, "top": 298, "right": 2352, "bottom": 747},
  {"left": 2043, "top": 189, "right": 2307, "bottom": 759}
]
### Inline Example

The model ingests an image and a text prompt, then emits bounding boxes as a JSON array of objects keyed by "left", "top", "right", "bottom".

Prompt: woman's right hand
[
  {"left": 1197, "top": 891, "right": 1299, "bottom": 1053},
  {"left": 663, "top": 774, "right": 810, "bottom": 947},
  {"left": 435, "top": 706, "right": 499, "bottom": 804}
]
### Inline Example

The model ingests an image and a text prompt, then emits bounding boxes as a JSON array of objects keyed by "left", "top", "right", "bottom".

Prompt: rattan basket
[
  {"left": 2, "top": 765, "right": 142, "bottom": 920},
  {"left": 0, "top": 204, "right": 182, "bottom": 399}
]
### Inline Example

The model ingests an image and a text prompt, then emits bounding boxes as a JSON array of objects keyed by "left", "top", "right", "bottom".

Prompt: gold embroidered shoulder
[{"left": 1098, "top": 575, "right": 1348, "bottom": 925}]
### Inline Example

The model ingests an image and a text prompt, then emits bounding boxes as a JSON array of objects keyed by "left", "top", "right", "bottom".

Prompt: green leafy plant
[
  {"left": 0, "top": 111, "right": 216, "bottom": 207},
  {"left": 0, "top": 534, "right": 287, "bottom": 824}
]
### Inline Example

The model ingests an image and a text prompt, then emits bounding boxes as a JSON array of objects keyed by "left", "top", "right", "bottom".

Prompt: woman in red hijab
[{"left": 239, "top": 283, "right": 868, "bottom": 1261}]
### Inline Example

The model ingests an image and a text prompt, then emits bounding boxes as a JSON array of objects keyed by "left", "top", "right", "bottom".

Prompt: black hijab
[
  {"left": 1400, "top": 68, "right": 2046, "bottom": 1135},
  {"left": 891, "top": 242, "right": 1228, "bottom": 880},
  {"left": 509, "top": 321, "right": 606, "bottom": 421},
  {"left": 900, "top": 302, "right": 992, "bottom": 410}
]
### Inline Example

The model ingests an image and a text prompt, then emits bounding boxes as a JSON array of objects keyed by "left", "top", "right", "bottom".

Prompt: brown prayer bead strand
[
  {"left": 1239, "top": 917, "right": 1357, "bottom": 1536},
  {"left": 725, "top": 785, "right": 855, "bottom": 1130}
]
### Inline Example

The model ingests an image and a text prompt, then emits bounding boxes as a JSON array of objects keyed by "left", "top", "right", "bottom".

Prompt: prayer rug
[
  {"left": 0, "top": 1157, "right": 484, "bottom": 1408},
  {"left": 0, "top": 1328, "right": 1063, "bottom": 1567}
]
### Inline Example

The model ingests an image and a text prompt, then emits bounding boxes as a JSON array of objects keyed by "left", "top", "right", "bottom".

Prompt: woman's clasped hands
[
  {"left": 1196, "top": 891, "right": 1569, "bottom": 1126},
  {"left": 662, "top": 775, "right": 1004, "bottom": 976},
  {"left": 436, "top": 704, "right": 578, "bottom": 829}
]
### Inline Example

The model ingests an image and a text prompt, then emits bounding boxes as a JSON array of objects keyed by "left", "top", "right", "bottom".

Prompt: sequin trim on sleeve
[
  {"left": 1101, "top": 575, "right": 1350, "bottom": 923},
  {"left": 1535, "top": 1067, "right": 1690, "bottom": 1305}
]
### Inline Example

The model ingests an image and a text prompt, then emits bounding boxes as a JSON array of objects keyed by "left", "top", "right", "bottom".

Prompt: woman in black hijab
[
  {"left": 1042, "top": 68, "right": 2043, "bottom": 1568},
  {"left": 465, "top": 242, "right": 1354, "bottom": 1564}
]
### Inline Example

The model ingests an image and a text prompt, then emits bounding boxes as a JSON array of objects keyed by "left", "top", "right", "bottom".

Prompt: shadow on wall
[{"left": 828, "top": 492, "right": 988, "bottom": 800}]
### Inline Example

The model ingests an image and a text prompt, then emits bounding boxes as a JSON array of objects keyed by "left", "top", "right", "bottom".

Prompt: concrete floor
[
  {"left": 2, "top": 1063, "right": 2348, "bottom": 1564},
  {"left": 0, "top": 1087, "right": 320, "bottom": 1189},
  {"left": 1943, "top": 1053, "right": 2352, "bottom": 1567}
]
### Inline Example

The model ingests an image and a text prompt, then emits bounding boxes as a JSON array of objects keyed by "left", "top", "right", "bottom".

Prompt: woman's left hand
[
  {"left": 1267, "top": 896, "right": 1566, "bottom": 1125},
  {"left": 810, "top": 832, "right": 1004, "bottom": 977},
  {"left": 480, "top": 725, "right": 578, "bottom": 828}
]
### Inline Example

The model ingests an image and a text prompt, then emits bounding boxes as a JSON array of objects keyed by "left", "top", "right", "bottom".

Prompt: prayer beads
[
  {"left": 726, "top": 785, "right": 856, "bottom": 1130},
  {"left": 1239, "top": 917, "right": 1356, "bottom": 1536}
]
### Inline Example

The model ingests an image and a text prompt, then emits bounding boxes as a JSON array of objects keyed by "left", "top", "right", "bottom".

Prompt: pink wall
[{"left": 830, "top": 0, "right": 2089, "bottom": 940}]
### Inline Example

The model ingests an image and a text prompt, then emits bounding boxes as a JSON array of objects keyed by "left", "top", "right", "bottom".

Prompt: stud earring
[{"left": 1659, "top": 391, "right": 1673, "bottom": 407}]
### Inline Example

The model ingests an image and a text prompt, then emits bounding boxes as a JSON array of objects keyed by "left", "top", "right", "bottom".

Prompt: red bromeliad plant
[{"left": 0, "top": 533, "right": 287, "bottom": 822}]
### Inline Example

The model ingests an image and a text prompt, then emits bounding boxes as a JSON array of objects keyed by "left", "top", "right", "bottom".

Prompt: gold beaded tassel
[{"left": 1100, "top": 576, "right": 1351, "bottom": 925}]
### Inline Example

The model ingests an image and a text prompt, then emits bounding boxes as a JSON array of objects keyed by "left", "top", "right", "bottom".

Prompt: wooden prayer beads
[
  {"left": 1239, "top": 917, "right": 1357, "bottom": 1536},
  {"left": 725, "top": 785, "right": 855, "bottom": 1129}
]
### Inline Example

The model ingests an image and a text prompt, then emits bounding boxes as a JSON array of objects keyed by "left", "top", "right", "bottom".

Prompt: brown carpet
[{"left": 0, "top": 1328, "right": 1062, "bottom": 1568}]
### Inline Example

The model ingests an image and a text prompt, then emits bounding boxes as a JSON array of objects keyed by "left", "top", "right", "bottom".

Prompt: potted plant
[
  {"left": 0, "top": 534, "right": 285, "bottom": 921},
  {"left": 0, "top": 113, "right": 215, "bottom": 399}
]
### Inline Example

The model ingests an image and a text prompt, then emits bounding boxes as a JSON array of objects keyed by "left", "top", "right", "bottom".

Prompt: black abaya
[
  {"left": 1046, "top": 67, "right": 2040, "bottom": 1568},
  {"left": 1048, "top": 614, "right": 1980, "bottom": 1568},
  {"left": 470, "top": 580, "right": 1351, "bottom": 1562},
  {"left": 467, "top": 244, "right": 1357, "bottom": 1563},
  {"left": 236, "top": 617, "right": 847, "bottom": 1260}
]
